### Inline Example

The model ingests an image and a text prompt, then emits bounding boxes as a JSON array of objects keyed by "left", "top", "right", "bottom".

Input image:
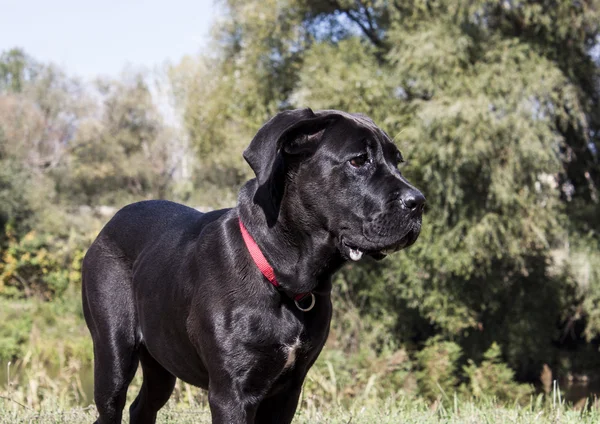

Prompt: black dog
[{"left": 82, "top": 108, "right": 425, "bottom": 424}]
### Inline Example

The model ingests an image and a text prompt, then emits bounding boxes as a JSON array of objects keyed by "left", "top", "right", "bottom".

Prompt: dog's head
[{"left": 243, "top": 108, "right": 424, "bottom": 261}]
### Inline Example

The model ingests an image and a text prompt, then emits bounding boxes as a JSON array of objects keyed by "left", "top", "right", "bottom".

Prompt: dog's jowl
[{"left": 82, "top": 108, "right": 425, "bottom": 424}]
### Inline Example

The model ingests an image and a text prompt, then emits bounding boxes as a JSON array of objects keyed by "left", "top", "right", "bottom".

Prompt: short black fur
[{"left": 82, "top": 108, "right": 425, "bottom": 424}]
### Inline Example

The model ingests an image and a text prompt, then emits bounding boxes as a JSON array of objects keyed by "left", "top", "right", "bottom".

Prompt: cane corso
[{"left": 82, "top": 108, "right": 425, "bottom": 423}]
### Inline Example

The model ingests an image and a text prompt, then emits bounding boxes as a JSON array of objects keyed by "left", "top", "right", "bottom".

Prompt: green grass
[
  {"left": 2, "top": 295, "right": 599, "bottom": 423},
  {"left": 1, "top": 396, "right": 599, "bottom": 424}
]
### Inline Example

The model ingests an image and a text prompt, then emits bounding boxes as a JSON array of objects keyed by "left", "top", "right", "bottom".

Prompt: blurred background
[{"left": 0, "top": 0, "right": 599, "bottom": 418}]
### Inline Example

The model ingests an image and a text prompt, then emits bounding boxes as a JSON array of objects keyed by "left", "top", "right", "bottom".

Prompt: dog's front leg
[
  {"left": 254, "top": 376, "right": 304, "bottom": 424},
  {"left": 198, "top": 306, "right": 304, "bottom": 424},
  {"left": 207, "top": 383, "right": 258, "bottom": 424}
]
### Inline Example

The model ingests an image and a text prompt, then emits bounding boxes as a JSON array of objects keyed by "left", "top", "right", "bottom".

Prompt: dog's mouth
[
  {"left": 340, "top": 228, "right": 419, "bottom": 262},
  {"left": 342, "top": 242, "right": 367, "bottom": 261}
]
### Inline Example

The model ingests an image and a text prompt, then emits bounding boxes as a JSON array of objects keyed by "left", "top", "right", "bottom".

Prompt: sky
[{"left": 0, "top": 0, "right": 218, "bottom": 80}]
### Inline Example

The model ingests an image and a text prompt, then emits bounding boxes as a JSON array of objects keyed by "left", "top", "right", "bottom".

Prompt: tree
[
  {"left": 172, "top": 0, "right": 600, "bottom": 383},
  {"left": 60, "top": 73, "right": 183, "bottom": 204},
  {"left": 0, "top": 50, "right": 78, "bottom": 238},
  {"left": 0, "top": 48, "right": 39, "bottom": 93}
]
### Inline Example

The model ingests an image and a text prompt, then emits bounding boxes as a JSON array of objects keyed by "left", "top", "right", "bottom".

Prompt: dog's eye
[{"left": 349, "top": 154, "right": 369, "bottom": 168}]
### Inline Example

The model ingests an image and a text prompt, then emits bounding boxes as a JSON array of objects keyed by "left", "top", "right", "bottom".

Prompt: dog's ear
[
  {"left": 243, "top": 108, "right": 340, "bottom": 225},
  {"left": 243, "top": 108, "right": 339, "bottom": 186}
]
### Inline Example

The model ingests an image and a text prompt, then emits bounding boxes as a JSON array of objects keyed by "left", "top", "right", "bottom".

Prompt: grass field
[
  {"left": 1, "top": 395, "right": 600, "bottom": 424},
  {"left": 2, "top": 298, "right": 599, "bottom": 423}
]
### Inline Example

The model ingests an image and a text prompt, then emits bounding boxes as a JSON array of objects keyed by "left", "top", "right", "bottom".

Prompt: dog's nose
[{"left": 400, "top": 190, "right": 426, "bottom": 211}]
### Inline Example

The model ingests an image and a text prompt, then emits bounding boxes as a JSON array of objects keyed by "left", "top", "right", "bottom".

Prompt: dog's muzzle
[{"left": 340, "top": 191, "right": 425, "bottom": 261}]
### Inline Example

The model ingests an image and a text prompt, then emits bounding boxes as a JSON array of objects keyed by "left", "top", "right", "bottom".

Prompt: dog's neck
[{"left": 237, "top": 180, "right": 345, "bottom": 296}]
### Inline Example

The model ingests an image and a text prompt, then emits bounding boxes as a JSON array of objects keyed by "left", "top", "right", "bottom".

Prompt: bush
[
  {"left": 416, "top": 338, "right": 463, "bottom": 402},
  {"left": 461, "top": 342, "right": 533, "bottom": 403},
  {"left": 0, "top": 301, "right": 33, "bottom": 362},
  {"left": 0, "top": 228, "right": 82, "bottom": 300}
]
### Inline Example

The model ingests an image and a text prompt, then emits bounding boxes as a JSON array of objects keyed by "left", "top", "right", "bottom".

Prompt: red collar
[{"left": 238, "top": 218, "right": 314, "bottom": 311}]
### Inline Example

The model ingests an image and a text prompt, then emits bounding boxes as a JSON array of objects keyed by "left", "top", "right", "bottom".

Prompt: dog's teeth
[{"left": 349, "top": 248, "right": 363, "bottom": 261}]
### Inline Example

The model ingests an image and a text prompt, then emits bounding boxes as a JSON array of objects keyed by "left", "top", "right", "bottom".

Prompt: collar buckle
[{"left": 294, "top": 293, "right": 316, "bottom": 312}]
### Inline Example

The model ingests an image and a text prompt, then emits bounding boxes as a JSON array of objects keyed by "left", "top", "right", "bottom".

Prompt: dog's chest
[
  {"left": 282, "top": 335, "right": 303, "bottom": 370},
  {"left": 277, "top": 322, "right": 327, "bottom": 373}
]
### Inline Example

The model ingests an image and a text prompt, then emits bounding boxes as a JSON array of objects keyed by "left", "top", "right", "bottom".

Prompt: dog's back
[{"left": 91, "top": 200, "right": 209, "bottom": 258}]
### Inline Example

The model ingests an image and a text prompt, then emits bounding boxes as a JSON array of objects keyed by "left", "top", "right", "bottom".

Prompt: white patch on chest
[{"left": 283, "top": 336, "right": 302, "bottom": 370}]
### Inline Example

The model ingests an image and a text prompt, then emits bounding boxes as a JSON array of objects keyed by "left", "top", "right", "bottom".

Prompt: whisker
[{"left": 391, "top": 128, "right": 407, "bottom": 143}]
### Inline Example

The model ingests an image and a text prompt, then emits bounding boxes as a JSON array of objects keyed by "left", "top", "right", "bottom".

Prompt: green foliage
[
  {"left": 58, "top": 75, "right": 179, "bottom": 204},
  {"left": 0, "top": 294, "right": 92, "bottom": 366},
  {"left": 0, "top": 48, "right": 39, "bottom": 93},
  {"left": 170, "top": 0, "right": 600, "bottom": 401},
  {"left": 461, "top": 343, "right": 533, "bottom": 403},
  {"left": 0, "top": 229, "right": 79, "bottom": 300},
  {"left": 0, "top": 303, "right": 32, "bottom": 362},
  {"left": 416, "top": 338, "right": 463, "bottom": 402},
  {"left": 569, "top": 236, "right": 600, "bottom": 340},
  {"left": 304, "top": 288, "right": 416, "bottom": 409},
  {"left": 0, "top": 161, "right": 35, "bottom": 239},
  {"left": 1, "top": 0, "right": 599, "bottom": 407}
]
